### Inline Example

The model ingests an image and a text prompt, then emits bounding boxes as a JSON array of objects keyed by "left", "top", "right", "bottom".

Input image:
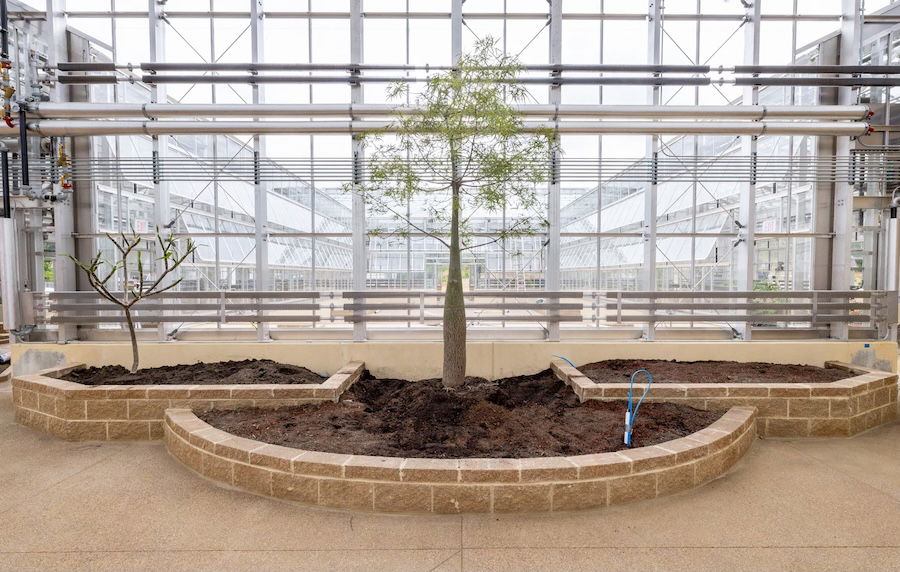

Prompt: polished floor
[{"left": 0, "top": 379, "right": 898, "bottom": 571}]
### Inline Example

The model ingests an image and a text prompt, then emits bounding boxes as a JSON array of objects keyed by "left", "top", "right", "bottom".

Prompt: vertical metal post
[
  {"left": 251, "top": 0, "right": 269, "bottom": 340},
  {"left": 642, "top": 0, "right": 662, "bottom": 340},
  {"left": 47, "top": 0, "right": 76, "bottom": 341},
  {"left": 149, "top": 0, "right": 169, "bottom": 341},
  {"left": 546, "top": 0, "right": 561, "bottom": 342},
  {"left": 735, "top": 0, "right": 760, "bottom": 340},
  {"left": 451, "top": 0, "right": 462, "bottom": 65},
  {"left": 0, "top": 0, "right": 9, "bottom": 219},
  {"left": 210, "top": 0, "right": 221, "bottom": 298},
  {"left": 830, "top": 0, "right": 862, "bottom": 340},
  {"left": 350, "top": 0, "right": 366, "bottom": 342}
]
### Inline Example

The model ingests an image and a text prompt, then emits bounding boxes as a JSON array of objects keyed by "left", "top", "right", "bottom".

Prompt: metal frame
[{"left": 1, "top": 0, "right": 899, "bottom": 347}]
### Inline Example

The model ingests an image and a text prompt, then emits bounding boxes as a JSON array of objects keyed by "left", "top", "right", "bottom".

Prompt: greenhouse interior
[{"left": 0, "top": 1, "right": 899, "bottom": 571}]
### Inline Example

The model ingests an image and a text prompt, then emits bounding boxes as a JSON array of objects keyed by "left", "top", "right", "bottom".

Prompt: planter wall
[
  {"left": 11, "top": 340, "right": 897, "bottom": 382},
  {"left": 163, "top": 406, "right": 757, "bottom": 514},
  {"left": 552, "top": 360, "right": 897, "bottom": 438},
  {"left": 11, "top": 362, "right": 364, "bottom": 441}
]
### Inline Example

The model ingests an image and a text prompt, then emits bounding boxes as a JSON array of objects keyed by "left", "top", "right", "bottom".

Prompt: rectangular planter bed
[
  {"left": 11, "top": 361, "right": 365, "bottom": 441},
  {"left": 551, "top": 360, "right": 897, "bottom": 438}
]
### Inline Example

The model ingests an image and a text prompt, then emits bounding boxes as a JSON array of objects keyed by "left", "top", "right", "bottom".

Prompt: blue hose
[
  {"left": 625, "top": 369, "right": 653, "bottom": 447},
  {"left": 552, "top": 355, "right": 577, "bottom": 369}
]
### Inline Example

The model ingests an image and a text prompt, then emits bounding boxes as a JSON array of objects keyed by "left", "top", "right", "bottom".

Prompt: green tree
[
  {"left": 356, "top": 38, "right": 555, "bottom": 388},
  {"left": 68, "top": 229, "right": 196, "bottom": 373}
]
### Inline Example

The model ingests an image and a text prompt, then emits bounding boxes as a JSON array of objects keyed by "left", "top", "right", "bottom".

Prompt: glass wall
[{"left": 56, "top": 0, "right": 878, "bottom": 295}]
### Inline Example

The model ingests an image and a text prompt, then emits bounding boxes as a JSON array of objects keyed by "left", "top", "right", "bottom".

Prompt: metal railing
[
  {"left": 42, "top": 290, "right": 322, "bottom": 325},
  {"left": 597, "top": 290, "right": 898, "bottom": 340},
  {"left": 26, "top": 289, "right": 898, "bottom": 342},
  {"left": 342, "top": 290, "right": 584, "bottom": 341}
]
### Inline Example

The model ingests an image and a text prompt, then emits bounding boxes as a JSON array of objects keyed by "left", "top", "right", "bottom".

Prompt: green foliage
[
  {"left": 352, "top": 36, "right": 556, "bottom": 250},
  {"left": 753, "top": 280, "right": 779, "bottom": 292}
]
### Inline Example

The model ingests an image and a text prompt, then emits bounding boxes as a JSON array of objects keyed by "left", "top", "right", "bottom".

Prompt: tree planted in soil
[
  {"left": 69, "top": 229, "right": 196, "bottom": 373},
  {"left": 355, "top": 37, "right": 555, "bottom": 388}
]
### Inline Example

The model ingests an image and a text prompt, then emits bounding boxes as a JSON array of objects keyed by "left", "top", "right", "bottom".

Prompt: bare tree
[
  {"left": 354, "top": 37, "right": 555, "bottom": 388},
  {"left": 69, "top": 229, "right": 196, "bottom": 373}
]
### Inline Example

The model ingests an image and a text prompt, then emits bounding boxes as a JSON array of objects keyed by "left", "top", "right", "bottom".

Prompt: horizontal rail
[
  {"left": 343, "top": 291, "right": 583, "bottom": 298},
  {"left": 344, "top": 303, "right": 582, "bottom": 311},
  {"left": 343, "top": 315, "right": 582, "bottom": 323},
  {"left": 51, "top": 303, "right": 321, "bottom": 311},
  {"left": 603, "top": 303, "right": 870, "bottom": 311},
  {"left": 48, "top": 290, "right": 321, "bottom": 299},
  {"left": 48, "top": 315, "right": 321, "bottom": 324},
  {"left": 603, "top": 290, "right": 875, "bottom": 298},
  {"left": 614, "top": 314, "right": 871, "bottom": 323}
]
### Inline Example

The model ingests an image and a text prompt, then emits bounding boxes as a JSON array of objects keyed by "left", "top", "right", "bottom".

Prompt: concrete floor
[{"left": 1, "top": 382, "right": 898, "bottom": 571}]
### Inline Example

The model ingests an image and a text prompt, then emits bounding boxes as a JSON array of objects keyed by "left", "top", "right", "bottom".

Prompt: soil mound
[
  {"left": 580, "top": 359, "right": 849, "bottom": 384},
  {"left": 200, "top": 370, "right": 722, "bottom": 458},
  {"left": 62, "top": 359, "right": 326, "bottom": 386}
]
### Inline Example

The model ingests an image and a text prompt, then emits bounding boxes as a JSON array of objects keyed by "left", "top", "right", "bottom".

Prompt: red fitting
[
  {"left": 867, "top": 110, "right": 875, "bottom": 118},
  {"left": 3, "top": 115, "right": 13, "bottom": 128},
  {"left": 868, "top": 125, "right": 875, "bottom": 134}
]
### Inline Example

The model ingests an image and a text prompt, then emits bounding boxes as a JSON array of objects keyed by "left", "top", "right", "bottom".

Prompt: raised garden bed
[
  {"left": 552, "top": 360, "right": 897, "bottom": 438},
  {"left": 198, "top": 371, "right": 723, "bottom": 458},
  {"left": 11, "top": 361, "right": 364, "bottom": 441},
  {"left": 165, "top": 405, "right": 757, "bottom": 513}
]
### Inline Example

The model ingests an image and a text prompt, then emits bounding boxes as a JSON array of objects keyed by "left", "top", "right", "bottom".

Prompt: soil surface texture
[
  {"left": 580, "top": 359, "right": 850, "bottom": 384},
  {"left": 61, "top": 359, "right": 326, "bottom": 386},
  {"left": 200, "top": 370, "right": 723, "bottom": 458}
]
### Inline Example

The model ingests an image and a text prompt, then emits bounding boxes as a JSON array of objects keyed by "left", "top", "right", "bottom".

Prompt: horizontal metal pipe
[
  {"left": 57, "top": 75, "right": 117, "bottom": 84},
  {"left": 137, "top": 62, "right": 711, "bottom": 73},
  {"left": 26, "top": 102, "right": 872, "bottom": 120},
  {"left": 58, "top": 72, "right": 900, "bottom": 87},
  {"left": 733, "top": 65, "right": 900, "bottom": 74},
  {"left": 735, "top": 77, "right": 900, "bottom": 87},
  {"left": 20, "top": 119, "right": 872, "bottom": 136},
  {"left": 57, "top": 62, "right": 116, "bottom": 72},
  {"left": 135, "top": 74, "right": 714, "bottom": 86},
  {"left": 71, "top": 61, "right": 900, "bottom": 75}
]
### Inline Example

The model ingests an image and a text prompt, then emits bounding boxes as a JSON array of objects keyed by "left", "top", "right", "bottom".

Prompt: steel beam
[
  {"left": 642, "top": 0, "right": 661, "bottom": 340},
  {"left": 735, "top": 0, "right": 760, "bottom": 340},
  {"left": 830, "top": 0, "right": 863, "bottom": 340},
  {"left": 546, "top": 0, "right": 561, "bottom": 342},
  {"left": 25, "top": 103, "right": 874, "bottom": 121},
  {"left": 350, "top": 0, "right": 365, "bottom": 342}
]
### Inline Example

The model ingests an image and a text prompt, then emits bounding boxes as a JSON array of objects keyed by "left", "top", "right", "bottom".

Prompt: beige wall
[{"left": 11, "top": 340, "right": 897, "bottom": 379}]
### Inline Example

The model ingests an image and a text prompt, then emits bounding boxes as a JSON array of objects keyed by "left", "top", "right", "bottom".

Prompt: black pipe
[
  {"left": 1, "top": 149, "right": 8, "bottom": 219},
  {"left": 1, "top": 0, "right": 9, "bottom": 218},
  {"left": 18, "top": 106, "right": 27, "bottom": 188},
  {"left": 137, "top": 74, "right": 712, "bottom": 86}
]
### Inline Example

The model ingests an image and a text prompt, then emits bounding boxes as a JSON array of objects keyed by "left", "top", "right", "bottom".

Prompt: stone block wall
[
  {"left": 551, "top": 360, "right": 897, "bottom": 438},
  {"left": 11, "top": 362, "right": 365, "bottom": 441},
  {"left": 163, "top": 406, "right": 757, "bottom": 514}
]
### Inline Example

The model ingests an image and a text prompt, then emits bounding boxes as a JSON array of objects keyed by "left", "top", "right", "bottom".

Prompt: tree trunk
[
  {"left": 124, "top": 307, "right": 139, "bottom": 374},
  {"left": 442, "top": 181, "right": 466, "bottom": 389}
]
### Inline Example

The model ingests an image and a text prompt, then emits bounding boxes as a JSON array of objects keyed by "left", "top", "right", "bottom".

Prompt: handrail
[{"left": 27, "top": 289, "right": 897, "bottom": 343}]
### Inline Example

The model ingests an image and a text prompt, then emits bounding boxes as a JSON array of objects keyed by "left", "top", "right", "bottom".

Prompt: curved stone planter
[
  {"left": 163, "top": 406, "right": 757, "bottom": 514},
  {"left": 551, "top": 360, "right": 898, "bottom": 438},
  {"left": 11, "top": 362, "right": 364, "bottom": 441}
]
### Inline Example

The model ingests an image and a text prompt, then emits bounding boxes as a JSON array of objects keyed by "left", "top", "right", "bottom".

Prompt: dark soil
[
  {"left": 580, "top": 359, "right": 850, "bottom": 384},
  {"left": 61, "top": 359, "right": 326, "bottom": 386},
  {"left": 199, "top": 370, "right": 723, "bottom": 458}
]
